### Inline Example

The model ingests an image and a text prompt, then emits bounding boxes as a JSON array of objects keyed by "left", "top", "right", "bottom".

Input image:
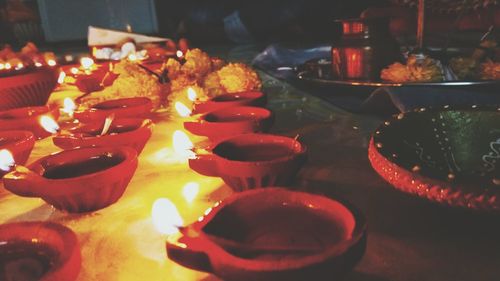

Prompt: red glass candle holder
[
  {"left": 167, "top": 187, "right": 366, "bottom": 281},
  {"left": 0, "top": 221, "right": 81, "bottom": 281},
  {"left": 0, "top": 105, "right": 60, "bottom": 139},
  {"left": 0, "top": 130, "right": 35, "bottom": 177},
  {"left": 193, "top": 91, "right": 266, "bottom": 114},
  {"left": 53, "top": 118, "right": 153, "bottom": 154},
  {"left": 184, "top": 106, "right": 274, "bottom": 141},
  {"left": 189, "top": 133, "right": 307, "bottom": 191},
  {"left": 3, "top": 146, "right": 138, "bottom": 213},
  {"left": 0, "top": 67, "right": 59, "bottom": 110},
  {"left": 73, "top": 97, "right": 153, "bottom": 123}
]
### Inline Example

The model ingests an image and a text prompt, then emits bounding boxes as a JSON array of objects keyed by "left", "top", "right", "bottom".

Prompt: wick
[{"left": 100, "top": 113, "right": 115, "bottom": 136}]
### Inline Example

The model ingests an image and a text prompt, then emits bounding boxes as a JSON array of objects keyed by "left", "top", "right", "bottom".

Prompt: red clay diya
[
  {"left": 73, "top": 97, "right": 153, "bottom": 123},
  {"left": 184, "top": 106, "right": 274, "bottom": 141},
  {"left": 0, "top": 67, "right": 59, "bottom": 110},
  {"left": 167, "top": 188, "right": 366, "bottom": 281},
  {"left": 193, "top": 91, "right": 267, "bottom": 114},
  {"left": 0, "top": 221, "right": 81, "bottom": 281},
  {"left": 0, "top": 130, "right": 35, "bottom": 177},
  {"left": 53, "top": 118, "right": 153, "bottom": 154},
  {"left": 73, "top": 66, "right": 118, "bottom": 93},
  {"left": 0, "top": 105, "right": 60, "bottom": 139},
  {"left": 3, "top": 146, "right": 138, "bottom": 213},
  {"left": 189, "top": 133, "right": 307, "bottom": 191}
]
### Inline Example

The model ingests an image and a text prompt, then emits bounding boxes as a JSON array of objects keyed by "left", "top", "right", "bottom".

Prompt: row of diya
[{"left": 0, "top": 88, "right": 367, "bottom": 281}]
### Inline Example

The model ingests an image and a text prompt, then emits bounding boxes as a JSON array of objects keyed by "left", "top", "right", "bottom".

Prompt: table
[{"left": 1, "top": 45, "right": 499, "bottom": 281}]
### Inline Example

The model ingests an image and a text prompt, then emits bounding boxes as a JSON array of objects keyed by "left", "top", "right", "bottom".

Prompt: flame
[
  {"left": 15, "top": 63, "right": 24, "bottom": 70},
  {"left": 34, "top": 62, "right": 42, "bottom": 67},
  {"left": 5, "top": 63, "right": 11, "bottom": 70},
  {"left": 39, "top": 115, "right": 59, "bottom": 134},
  {"left": 176, "top": 50, "right": 183, "bottom": 58},
  {"left": 80, "top": 57, "right": 94, "bottom": 70},
  {"left": 152, "top": 198, "right": 184, "bottom": 235},
  {"left": 187, "top": 87, "right": 197, "bottom": 102},
  {"left": 0, "top": 64, "right": 4, "bottom": 70},
  {"left": 47, "top": 59, "right": 57, "bottom": 67},
  {"left": 182, "top": 182, "right": 199, "bottom": 204},
  {"left": 57, "top": 71, "right": 66, "bottom": 84},
  {"left": 0, "top": 149, "right": 15, "bottom": 172},
  {"left": 62, "top": 98, "right": 76, "bottom": 116},
  {"left": 128, "top": 53, "right": 137, "bottom": 61},
  {"left": 175, "top": 102, "right": 192, "bottom": 117},
  {"left": 70, "top": 67, "right": 79, "bottom": 75},
  {"left": 173, "top": 130, "right": 194, "bottom": 159}
]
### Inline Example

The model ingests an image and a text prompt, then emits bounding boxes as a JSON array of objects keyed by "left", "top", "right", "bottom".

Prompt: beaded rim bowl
[{"left": 369, "top": 105, "right": 500, "bottom": 211}]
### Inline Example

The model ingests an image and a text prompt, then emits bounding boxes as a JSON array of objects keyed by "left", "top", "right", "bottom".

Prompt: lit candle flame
[
  {"left": 70, "top": 67, "right": 79, "bottom": 75},
  {"left": 39, "top": 115, "right": 60, "bottom": 134},
  {"left": 57, "top": 71, "right": 66, "bottom": 84},
  {"left": 0, "top": 149, "right": 15, "bottom": 172},
  {"left": 187, "top": 87, "right": 197, "bottom": 102},
  {"left": 47, "top": 59, "right": 57, "bottom": 67},
  {"left": 61, "top": 98, "right": 76, "bottom": 116},
  {"left": 34, "top": 62, "right": 42, "bottom": 67},
  {"left": 80, "top": 57, "right": 94, "bottom": 70},
  {"left": 176, "top": 50, "right": 183, "bottom": 58},
  {"left": 175, "top": 102, "right": 192, "bottom": 117},
  {"left": 173, "top": 130, "right": 194, "bottom": 159},
  {"left": 152, "top": 198, "right": 184, "bottom": 235},
  {"left": 0, "top": 63, "right": 4, "bottom": 70},
  {"left": 5, "top": 63, "right": 11, "bottom": 70},
  {"left": 15, "top": 63, "right": 24, "bottom": 70},
  {"left": 182, "top": 182, "right": 199, "bottom": 204}
]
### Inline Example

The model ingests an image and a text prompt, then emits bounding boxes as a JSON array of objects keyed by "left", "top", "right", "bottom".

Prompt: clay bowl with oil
[
  {"left": 0, "top": 105, "right": 60, "bottom": 139},
  {"left": 3, "top": 146, "right": 138, "bottom": 213},
  {"left": 193, "top": 91, "right": 266, "bottom": 114},
  {"left": 185, "top": 106, "right": 274, "bottom": 141},
  {"left": 0, "top": 221, "right": 81, "bottom": 281},
  {"left": 53, "top": 118, "right": 153, "bottom": 154},
  {"left": 167, "top": 188, "right": 366, "bottom": 281},
  {"left": 0, "top": 130, "right": 35, "bottom": 177},
  {"left": 73, "top": 97, "right": 153, "bottom": 123}
]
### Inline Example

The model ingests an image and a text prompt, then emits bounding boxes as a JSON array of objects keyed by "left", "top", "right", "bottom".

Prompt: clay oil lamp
[
  {"left": 184, "top": 106, "right": 274, "bottom": 141},
  {"left": 193, "top": 91, "right": 267, "bottom": 114},
  {"left": 3, "top": 146, "right": 138, "bottom": 213},
  {"left": 189, "top": 133, "right": 307, "bottom": 191},
  {"left": 0, "top": 131, "right": 35, "bottom": 177},
  {"left": 166, "top": 188, "right": 366, "bottom": 281},
  {"left": 53, "top": 118, "right": 154, "bottom": 154},
  {"left": 73, "top": 97, "right": 153, "bottom": 123},
  {"left": 0, "top": 66, "right": 59, "bottom": 110},
  {"left": 72, "top": 60, "right": 118, "bottom": 94},
  {"left": 0, "top": 221, "right": 81, "bottom": 281},
  {"left": 0, "top": 105, "right": 60, "bottom": 139}
]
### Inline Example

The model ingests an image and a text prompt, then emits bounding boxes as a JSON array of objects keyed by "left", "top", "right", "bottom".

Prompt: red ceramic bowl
[
  {"left": 0, "top": 67, "right": 59, "bottom": 110},
  {"left": 185, "top": 106, "right": 274, "bottom": 141},
  {"left": 167, "top": 188, "right": 366, "bottom": 281},
  {"left": 3, "top": 146, "right": 138, "bottom": 213},
  {"left": 0, "top": 130, "right": 35, "bottom": 177},
  {"left": 53, "top": 118, "right": 153, "bottom": 154},
  {"left": 189, "top": 133, "right": 307, "bottom": 191},
  {"left": 73, "top": 97, "right": 153, "bottom": 123},
  {"left": 0, "top": 105, "right": 60, "bottom": 139},
  {"left": 0, "top": 221, "right": 81, "bottom": 281},
  {"left": 193, "top": 91, "right": 267, "bottom": 114}
]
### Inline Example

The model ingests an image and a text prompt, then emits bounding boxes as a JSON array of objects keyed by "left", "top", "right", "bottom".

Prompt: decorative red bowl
[
  {"left": 189, "top": 133, "right": 307, "bottom": 191},
  {"left": 73, "top": 97, "right": 153, "bottom": 123},
  {"left": 0, "top": 67, "right": 59, "bottom": 110},
  {"left": 0, "top": 105, "right": 60, "bottom": 139},
  {"left": 193, "top": 91, "right": 267, "bottom": 114},
  {"left": 0, "top": 130, "right": 35, "bottom": 177},
  {"left": 185, "top": 106, "right": 274, "bottom": 141},
  {"left": 368, "top": 108, "right": 500, "bottom": 211},
  {"left": 0, "top": 221, "right": 81, "bottom": 281},
  {"left": 3, "top": 146, "right": 138, "bottom": 213},
  {"left": 167, "top": 188, "right": 366, "bottom": 281},
  {"left": 53, "top": 118, "right": 153, "bottom": 154}
]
